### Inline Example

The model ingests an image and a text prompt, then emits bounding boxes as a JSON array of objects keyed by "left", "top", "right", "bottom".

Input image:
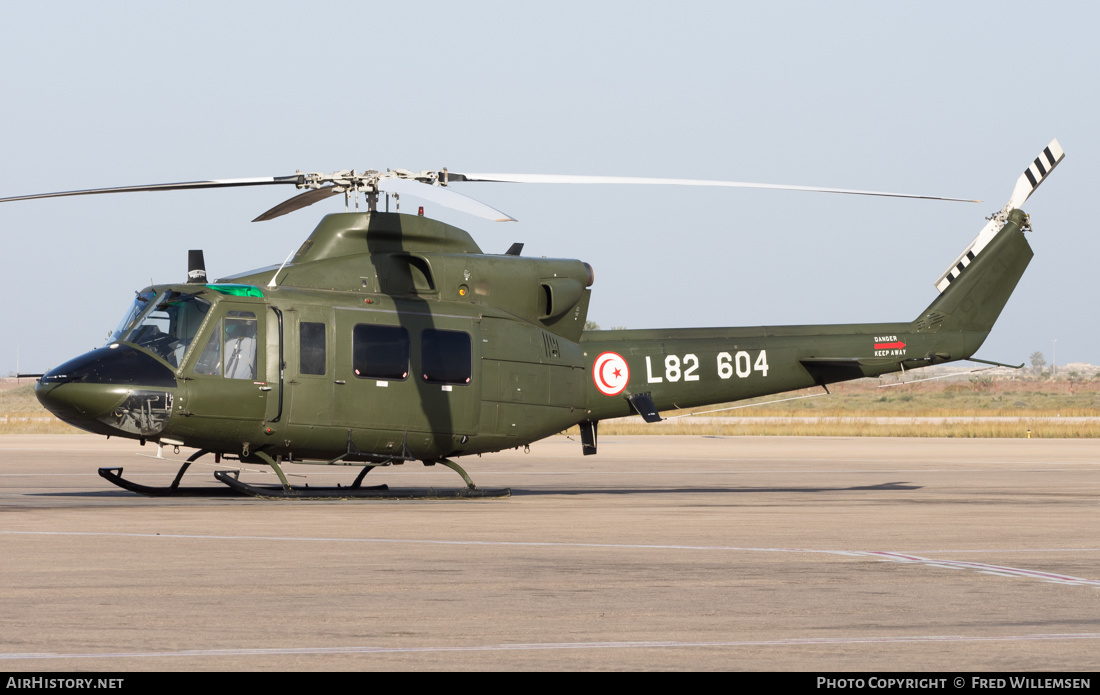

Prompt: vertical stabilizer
[
  {"left": 917, "top": 140, "right": 1063, "bottom": 356},
  {"left": 917, "top": 210, "right": 1032, "bottom": 343}
]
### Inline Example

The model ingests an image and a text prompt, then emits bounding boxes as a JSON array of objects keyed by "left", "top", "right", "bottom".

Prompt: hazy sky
[{"left": 1, "top": 2, "right": 1094, "bottom": 373}]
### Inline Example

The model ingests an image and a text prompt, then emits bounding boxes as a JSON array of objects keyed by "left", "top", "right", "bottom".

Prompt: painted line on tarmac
[
  {"left": 0, "top": 531, "right": 892, "bottom": 554},
  {"left": 909, "top": 548, "right": 1100, "bottom": 554},
  {"left": 4, "top": 530, "right": 1099, "bottom": 587},
  {"left": 4, "top": 633, "right": 1100, "bottom": 661},
  {"left": 861, "top": 551, "right": 1100, "bottom": 586}
]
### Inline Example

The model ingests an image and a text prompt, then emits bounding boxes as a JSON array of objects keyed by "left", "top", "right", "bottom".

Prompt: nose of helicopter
[{"left": 36, "top": 344, "right": 178, "bottom": 437}]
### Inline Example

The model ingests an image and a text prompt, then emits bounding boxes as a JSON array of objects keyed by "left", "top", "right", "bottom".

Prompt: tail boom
[{"left": 579, "top": 211, "right": 1033, "bottom": 422}]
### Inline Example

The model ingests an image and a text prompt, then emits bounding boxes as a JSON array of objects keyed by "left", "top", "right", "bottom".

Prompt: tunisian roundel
[{"left": 593, "top": 352, "right": 629, "bottom": 396}]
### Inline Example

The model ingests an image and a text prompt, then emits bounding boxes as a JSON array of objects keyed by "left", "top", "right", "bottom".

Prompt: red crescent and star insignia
[{"left": 592, "top": 351, "right": 629, "bottom": 396}]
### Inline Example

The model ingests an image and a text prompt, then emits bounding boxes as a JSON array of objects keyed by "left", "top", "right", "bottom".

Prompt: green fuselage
[{"left": 36, "top": 209, "right": 1032, "bottom": 463}]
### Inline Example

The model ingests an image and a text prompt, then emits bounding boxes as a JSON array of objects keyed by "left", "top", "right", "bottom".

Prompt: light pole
[{"left": 1052, "top": 339, "right": 1057, "bottom": 379}]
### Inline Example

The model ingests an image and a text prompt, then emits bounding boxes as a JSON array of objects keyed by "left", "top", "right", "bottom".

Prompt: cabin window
[
  {"left": 224, "top": 312, "right": 258, "bottom": 379},
  {"left": 299, "top": 322, "right": 326, "bottom": 375},
  {"left": 193, "top": 311, "right": 258, "bottom": 380},
  {"left": 353, "top": 325, "right": 409, "bottom": 380},
  {"left": 421, "top": 329, "right": 471, "bottom": 385}
]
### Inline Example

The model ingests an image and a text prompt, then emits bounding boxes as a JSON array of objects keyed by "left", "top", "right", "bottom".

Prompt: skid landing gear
[
  {"left": 215, "top": 454, "right": 510, "bottom": 500},
  {"left": 98, "top": 450, "right": 510, "bottom": 500},
  {"left": 98, "top": 450, "right": 241, "bottom": 496}
]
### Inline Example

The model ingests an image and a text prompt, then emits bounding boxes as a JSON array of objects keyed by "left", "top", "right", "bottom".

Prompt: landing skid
[
  {"left": 98, "top": 449, "right": 239, "bottom": 496},
  {"left": 97, "top": 450, "right": 510, "bottom": 500},
  {"left": 213, "top": 469, "right": 510, "bottom": 500},
  {"left": 98, "top": 466, "right": 242, "bottom": 496}
]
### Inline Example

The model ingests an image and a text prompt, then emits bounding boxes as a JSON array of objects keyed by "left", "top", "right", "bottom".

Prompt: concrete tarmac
[{"left": 1, "top": 434, "right": 1098, "bottom": 672}]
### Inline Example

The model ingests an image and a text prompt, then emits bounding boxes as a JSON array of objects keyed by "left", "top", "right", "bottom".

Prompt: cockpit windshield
[
  {"left": 119, "top": 291, "right": 212, "bottom": 367},
  {"left": 108, "top": 289, "right": 157, "bottom": 345}
]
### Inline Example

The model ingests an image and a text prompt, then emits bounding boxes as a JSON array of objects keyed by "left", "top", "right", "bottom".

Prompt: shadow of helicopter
[
  {"left": 508, "top": 481, "right": 923, "bottom": 496},
  {"left": 27, "top": 479, "right": 921, "bottom": 499}
]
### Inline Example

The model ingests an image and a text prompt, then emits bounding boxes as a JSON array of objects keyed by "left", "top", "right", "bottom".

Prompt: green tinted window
[{"left": 206, "top": 284, "right": 263, "bottom": 298}]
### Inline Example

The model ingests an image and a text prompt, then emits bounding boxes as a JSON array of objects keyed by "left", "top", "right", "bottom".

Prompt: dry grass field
[
  {"left": 0, "top": 380, "right": 80, "bottom": 434},
  {"left": 599, "top": 375, "right": 1100, "bottom": 438}
]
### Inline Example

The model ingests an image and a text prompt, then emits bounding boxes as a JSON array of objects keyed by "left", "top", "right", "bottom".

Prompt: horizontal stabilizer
[
  {"left": 799, "top": 357, "right": 897, "bottom": 384},
  {"left": 800, "top": 357, "right": 897, "bottom": 367},
  {"left": 967, "top": 357, "right": 1024, "bottom": 369}
]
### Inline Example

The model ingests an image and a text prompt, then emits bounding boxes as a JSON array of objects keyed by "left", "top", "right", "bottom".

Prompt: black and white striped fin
[{"left": 935, "top": 139, "right": 1064, "bottom": 293}]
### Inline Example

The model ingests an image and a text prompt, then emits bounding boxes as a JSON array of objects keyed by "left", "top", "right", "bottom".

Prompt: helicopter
[{"left": 1, "top": 140, "right": 1064, "bottom": 499}]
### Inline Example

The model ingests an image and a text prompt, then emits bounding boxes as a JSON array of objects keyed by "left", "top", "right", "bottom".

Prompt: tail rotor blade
[
  {"left": 934, "top": 139, "right": 1065, "bottom": 293},
  {"left": 1006, "top": 139, "right": 1065, "bottom": 210}
]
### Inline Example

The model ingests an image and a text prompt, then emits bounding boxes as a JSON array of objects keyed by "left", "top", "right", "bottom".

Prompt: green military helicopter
[{"left": 1, "top": 140, "right": 1064, "bottom": 499}]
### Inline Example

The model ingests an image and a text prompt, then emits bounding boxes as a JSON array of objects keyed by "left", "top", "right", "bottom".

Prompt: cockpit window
[
  {"left": 108, "top": 289, "right": 157, "bottom": 344},
  {"left": 121, "top": 292, "right": 212, "bottom": 367}
]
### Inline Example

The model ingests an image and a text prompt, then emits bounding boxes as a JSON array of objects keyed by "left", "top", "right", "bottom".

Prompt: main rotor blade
[
  {"left": 379, "top": 178, "right": 516, "bottom": 222},
  {"left": 253, "top": 186, "right": 342, "bottom": 222},
  {"left": 448, "top": 173, "right": 980, "bottom": 203},
  {"left": 0, "top": 175, "right": 304, "bottom": 205}
]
